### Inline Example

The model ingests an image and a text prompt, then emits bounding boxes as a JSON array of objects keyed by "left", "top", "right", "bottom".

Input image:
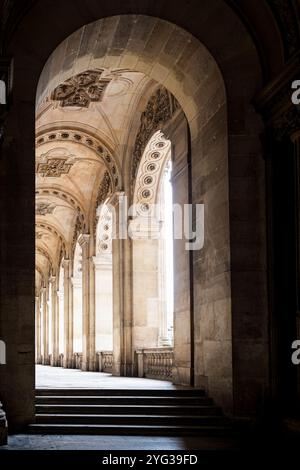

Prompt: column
[
  {"left": 79, "top": 234, "right": 96, "bottom": 371},
  {"left": 111, "top": 193, "right": 133, "bottom": 376},
  {"left": 93, "top": 254, "right": 113, "bottom": 352},
  {"left": 42, "top": 286, "right": 49, "bottom": 365},
  {"left": 35, "top": 295, "right": 41, "bottom": 364},
  {"left": 63, "top": 259, "right": 73, "bottom": 368},
  {"left": 130, "top": 215, "right": 161, "bottom": 351},
  {"left": 50, "top": 276, "right": 59, "bottom": 366}
]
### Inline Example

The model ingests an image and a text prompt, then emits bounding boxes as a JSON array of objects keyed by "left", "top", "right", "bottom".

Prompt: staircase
[{"left": 29, "top": 388, "right": 232, "bottom": 436}]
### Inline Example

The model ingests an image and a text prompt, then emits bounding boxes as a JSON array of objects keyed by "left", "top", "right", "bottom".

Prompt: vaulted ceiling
[{"left": 35, "top": 69, "right": 155, "bottom": 290}]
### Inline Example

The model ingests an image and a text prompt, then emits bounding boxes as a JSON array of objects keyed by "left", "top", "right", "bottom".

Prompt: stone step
[
  {"left": 35, "top": 413, "right": 228, "bottom": 426},
  {"left": 28, "top": 423, "right": 232, "bottom": 436},
  {"left": 36, "top": 395, "right": 213, "bottom": 406},
  {"left": 36, "top": 388, "right": 205, "bottom": 397},
  {"left": 35, "top": 404, "right": 222, "bottom": 416}
]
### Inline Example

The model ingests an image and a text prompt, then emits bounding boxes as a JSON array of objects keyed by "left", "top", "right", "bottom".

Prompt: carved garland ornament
[
  {"left": 131, "top": 87, "right": 179, "bottom": 184},
  {"left": 51, "top": 70, "right": 110, "bottom": 108}
]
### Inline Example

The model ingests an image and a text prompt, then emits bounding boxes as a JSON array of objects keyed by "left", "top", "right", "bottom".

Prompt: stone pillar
[
  {"left": 63, "top": 259, "right": 73, "bottom": 368},
  {"left": 79, "top": 234, "right": 96, "bottom": 371},
  {"left": 35, "top": 295, "right": 41, "bottom": 364},
  {"left": 71, "top": 276, "right": 82, "bottom": 354},
  {"left": 42, "top": 286, "right": 49, "bottom": 365},
  {"left": 0, "top": 401, "right": 7, "bottom": 446},
  {"left": 50, "top": 276, "right": 59, "bottom": 366},
  {"left": 111, "top": 193, "right": 134, "bottom": 376},
  {"left": 89, "top": 256, "right": 96, "bottom": 371},
  {"left": 131, "top": 216, "right": 162, "bottom": 351},
  {"left": 93, "top": 254, "right": 113, "bottom": 351}
]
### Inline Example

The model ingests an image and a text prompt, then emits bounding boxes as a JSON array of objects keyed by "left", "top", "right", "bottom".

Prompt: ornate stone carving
[
  {"left": 133, "top": 130, "right": 171, "bottom": 215},
  {"left": 96, "top": 171, "right": 111, "bottom": 208},
  {"left": 131, "top": 87, "right": 179, "bottom": 184},
  {"left": 72, "top": 214, "right": 84, "bottom": 256},
  {"left": 93, "top": 171, "right": 112, "bottom": 237},
  {"left": 36, "top": 231, "right": 44, "bottom": 239},
  {"left": 36, "top": 202, "right": 56, "bottom": 215},
  {"left": 36, "top": 130, "right": 120, "bottom": 188},
  {"left": 36, "top": 158, "right": 73, "bottom": 177},
  {"left": 96, "top": 204, "right": 113, "bottom": 255},
  {"left": 51, "top": 70, "right": 110, "bottom": 108}
]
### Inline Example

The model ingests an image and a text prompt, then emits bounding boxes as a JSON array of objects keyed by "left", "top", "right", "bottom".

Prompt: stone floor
[
  {"left": 36, "top": 365, "right": 180, "bottom": 389},
  {"left": 0, "top": 434, "right": 239, "bottom": 450},
  {"left": 0, "top": 366, "right": 240, "bottom": 451}
]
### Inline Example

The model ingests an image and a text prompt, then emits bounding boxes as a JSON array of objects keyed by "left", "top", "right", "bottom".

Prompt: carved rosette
[
  {"left": 133, "top": 130, "right": 171, "bottom": 216},
  {"left": 51, "top": 70, "right": 110, "bottom": 108},
  {"left": 131, "top": 87, "right": 179, "bottom": 185}
]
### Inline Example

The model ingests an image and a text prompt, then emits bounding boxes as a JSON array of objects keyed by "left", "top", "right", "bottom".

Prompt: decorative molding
[
  {"left": 36, "top": 148, "right": 75, "bottom": 177},
  {"left": 36, "top": 246, "right": 53, "bottom": 267},
  {"left": 72, "top": 215, "right": 84, "bottom": 256},
  {"left": 131, "top": 87, "right": 179, "bottom": 184},
  {"left": 36, "top": 129, "right": 120, "bottom": 189},
  {"left": 36, "top": 202, "right": 56, "bottom": 216},
  {"left": 93, "top": 171, "right": 112, "bottom": 237},
  {"left": 133, "top": 130, "right": 171, "bottom": 216},
  {"left": 36, "top": 222, "right": 67, "bottom": 253},
  {"left": 36, "top": 188, "right": 86, "bottom": 225},
  {"left": 96, "top": 204, "right": 113, "bottom": 255},
  {"left": 51, "top": 70, "right": 110, "bottom": 108}
]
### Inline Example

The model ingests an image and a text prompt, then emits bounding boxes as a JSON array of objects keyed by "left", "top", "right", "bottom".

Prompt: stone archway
[
  {"left": 0, "top": 2, "right": 271, "bottom": 431},
  {"left": 35, "top": 15, "right": 232, "bottom": 410}
]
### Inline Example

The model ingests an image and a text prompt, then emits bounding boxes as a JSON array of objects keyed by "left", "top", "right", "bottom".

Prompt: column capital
[
  {"left": 62, "top": 258, "right": 70, "bottom": 269},
  {"left": 78, "top": 234, "right": 90, "bottom": 247},
  {"left": 49, "top": 275, "right": 56, "bottom": 284}
]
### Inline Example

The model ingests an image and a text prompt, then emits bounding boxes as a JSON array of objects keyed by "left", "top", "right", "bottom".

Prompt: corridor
[{"left": 36, "top": 365, "right": 178, "bottom": 389}]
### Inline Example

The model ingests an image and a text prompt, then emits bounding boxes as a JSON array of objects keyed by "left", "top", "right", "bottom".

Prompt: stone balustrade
[
  {"left": 96, "top": 351, "right": 113, "bottom": 373},
  {"left": 74, "top": 352, "right": 83, "bottom": 369},
  {"left": 135, "top": 348, "right": 173, "bottom": 381}
]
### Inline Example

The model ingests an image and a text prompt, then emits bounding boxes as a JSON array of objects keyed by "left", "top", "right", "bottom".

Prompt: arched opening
[{"left": 33, "top": 14, "right": 234, "bottom": 415}]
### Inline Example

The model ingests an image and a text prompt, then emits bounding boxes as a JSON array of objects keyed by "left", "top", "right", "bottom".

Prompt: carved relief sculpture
[
  {"left": 51, "top": 70, "right": 110, "bottom": 108},
  {"left": 131, "top": 87, "right": 179, "bottom": 183}
]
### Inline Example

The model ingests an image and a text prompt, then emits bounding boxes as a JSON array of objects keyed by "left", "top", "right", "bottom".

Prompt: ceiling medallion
[{"left": 51, "top": 70, "right": 110, "bottom": 108}]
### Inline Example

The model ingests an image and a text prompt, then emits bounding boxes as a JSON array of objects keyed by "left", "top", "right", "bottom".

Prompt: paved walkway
[
  {"left": 36, "top": 365, "right": 178, "bottom": 389},
  {"left": 0, "top": 434, "right": 238, "bottom": 451}
]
